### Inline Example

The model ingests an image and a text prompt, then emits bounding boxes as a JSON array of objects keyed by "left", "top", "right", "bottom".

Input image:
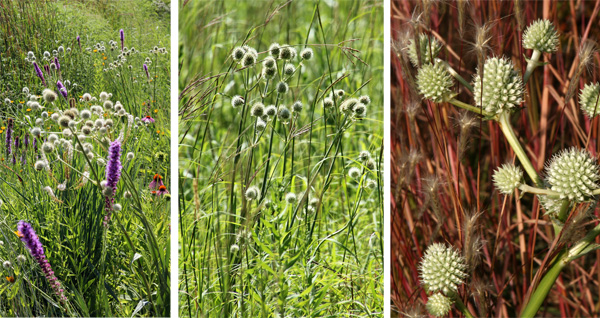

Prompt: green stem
[
  {"left": 453, "top": 296, "right": 475, "bottom": 318},
  {"left": 435, "top": 58, "right": 473, "bottom": 92},
  {"left": 497, "top": 112, "right": 542, "bottom": 187},
  {"left": 520, "top": 251, "right": 568, "bottom": 318},
  {"left": 518, "top": 184, "right": 560, "bottom": 196},
  {"left": 447, "top": 99, "right": 493, "bottom": 117},
  {"left": 524, "top": 49, "right": 542, "bottom": 84}
]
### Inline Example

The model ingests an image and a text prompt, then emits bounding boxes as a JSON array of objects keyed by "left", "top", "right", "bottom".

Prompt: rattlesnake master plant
[
  {"left": 473, "top": 57, "right": 524, "bottom": 115},
  {"left": 545, "top": 147, "right": 600, "bottom": 202},
  {"left": 579, "top": 82, "right": 600, "bottom": 118},
  {"left": 493, "top": 163, "right": 523, "bottom": 194},
  {"left": 408, "top": 33, "right": 442, "bottom": 66},
  {"left": 426, "top": 293, "right": 453, "bottom": 317},
  {"left": 523, "top": 19, "right": 559, "bottom": 53},
  {"left": 419, "top": 243, "right": 468, "bottom": 294},
  {"left": 416, "top": 63, "right": 454, "bottom": 103}
]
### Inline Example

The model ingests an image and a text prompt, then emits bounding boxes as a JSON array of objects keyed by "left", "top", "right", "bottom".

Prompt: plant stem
[
  {"left": 524, "top": 49, "right": 542, "bottom": 84},
  {"left": 519, "top": 184, "right": 560, "bottom": 196},
  {"left": 453, "top": 296, "right": 475, "bottom": 318},
  {"left": 497, "top": 112, "right": 543, "bottom": 187},
  {"left": 447, "top": 99, "right": 493, "bottom": 117},
  {"left": 520, "top": 251, "right": 568, "bottom": 318}
]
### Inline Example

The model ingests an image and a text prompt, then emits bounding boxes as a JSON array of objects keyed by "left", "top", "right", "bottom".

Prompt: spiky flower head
[
  {"left": 231, "top": 95, "right": 245, "bottom": 108},
  {"left": 276, "top": 81, "right": 289, "bottom": 94},
  {"left": 251, "top": 102, "right": 265, "bottom": 117},
  {"left": 231, "top": 47, "right": 245, "bottom": 61},
  {"left": 245, "top": 186, "right": 260, "bottom": 201},
  {"left": 426, "top": 293, "right": 453, "bottom": 317},
  {"left": 285, "top": 192, "right": 297, "bottom": 204},
  {"left": 268, "top": 43, "right": 281, "bottom": 57},
  {"left": 300, "top": 48, "right": 313, "bottom": 60},
  {"left": 493, "top": 163, "right": 523, "bottom": 194},
  {"left": 545, "top": 147, "right": 600, "bottom": 202},
  {"left": 407, "top": 34, "right": 442, "bottom": 66},
  {"left": 416, "top": 63, "right": 454, "bottom": 103},
  {"left": 523, "top": 19, "right": 559, "bottom": 53},
  {"left": 419, "top": 243, "right": 468, "bottom": 294},
  {"left": 579, "top": 82, "right": 600, "bottom": 118},
  {"left": 473, "top": 57, "right": 523, "bottom": 115}
]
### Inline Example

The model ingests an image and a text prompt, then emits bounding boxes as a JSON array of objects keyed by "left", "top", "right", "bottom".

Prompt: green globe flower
[
  {"left": 426, "top": 293, "right": 453, "bottom": 317},
  {"left": 416, "top": 63, "right": 454, "bottom": 103},
  {"left": 408, "top": 34, "right": 442, "bottom": 66},
  {"left": 473, "top": 57, "right": 524, "bottom": 115},
  {"left": 523, "top": 19, "right": 559, "bottom": 53},
  {"left": 579, "top": 82, "right": 600, "bottom": 118},
  {"left": 493, "top": 163, "right": 523, "bottom": 194},
  {"left": 419, "top": 243, "right": 468, "bottom": 294},
  {"left": 546, "top": 147, "right": 600, "bottom": 202}
]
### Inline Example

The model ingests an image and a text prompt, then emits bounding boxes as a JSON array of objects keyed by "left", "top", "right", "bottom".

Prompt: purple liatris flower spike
[
  {"left": 54, "top": 57, "right": 60, "bottom": 71},
  {"left": 77, "top": 35, "right": 81, "bottom": 48},
  {"left": 120, "top": 29, "right": 124, "bottom": 51},
  {"left": 33, "top": 62, "right": 46, "bottom": 87},
  {"left": 5, "top": 119, "right": 13, "bottom": 156},
  {"left": 103, "top": 139, "right": 122, "bottom": 227},
  {"left": 17, "top": 221, "right": 67, "bottom": 303},
  {"left": 44, "top": 64, "right": 50, "bottom": 75},
  {"left": 143, "top": 63, "right": 149, "bottom": 79},
  {"left": 56, "top": 80, "right": 67, "bottom": 98}
]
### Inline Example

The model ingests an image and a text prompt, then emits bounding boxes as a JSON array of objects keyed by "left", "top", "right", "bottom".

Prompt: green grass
[
  {"left": 0, "top": 0, "right": 170, "bottom": 317},
  {"left": 178, "top": 0, "right": 383, "bottom": 317}
]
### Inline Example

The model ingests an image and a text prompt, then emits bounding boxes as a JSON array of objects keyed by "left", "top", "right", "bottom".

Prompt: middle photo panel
[{"left": 178, "top": 0, "right": 383, "bottom": 316}]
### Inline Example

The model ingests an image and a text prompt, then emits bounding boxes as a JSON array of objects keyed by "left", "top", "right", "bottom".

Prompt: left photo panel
[{"left": 0, "top": 1, "right": 171, "bottom": 317}]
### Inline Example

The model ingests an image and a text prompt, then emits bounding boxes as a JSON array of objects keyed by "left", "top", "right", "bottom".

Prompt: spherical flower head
[
  {"left": 278, "top": 106, "right": 291, "bottom": 123},
  {"left": 42, "top": 89, "right": 57, "bottom": 103},
  {"left": 231, "top": 46, "right": 245, "bottom": 61},
  {"left": 365, "top": 178, "right": 377, "bottom": 190},
  {"left": 3, "top": 261, "right": 11, "bottom": 269},
  {"left": 256, "top": 118, "right": 267, "bottom": 131},
  {"left": 353, "top": 103, "right": 367, "bottom": 118},
  {"left": 579, "top": 82, "right": 600, "bottom": 118},
  {"left": 300, "top": 48, "right": 313, "bottom": 60},
  {"left": 42, "top": 142, "right": 55, "bottom": 154},
  {"left": 292, "top": 101, "right": 303, "bottom": 112},
  {"left": 493, "top": 163, "right": 523, "bottom": 194},
  {"left": 245, "top": 186, "right": 260, "bottom": 200},
  {"left": 285, "top": 192, "right": 297, "bottom": 204},
  {"left": 419, "top": 243, "right": 468, "bottom": 294},
  {"left": 276, "top": 81, "right": 289, "bottom": 94},
  {"left": 323, "top": 97, "right": 334, "bottom": 108},
  {"left": 426, "top": 293, "right": 453, "bottom": 317},
  {"left": 265, "top": 105, "right": 277, "bottom": 118},
  {"left": 231, "top": 95, "right": 245, "bottom": 108},
  {"left": 269, "top": 43, "right": 281, "bottom": 57},
  {"left": 58, "top": 116, "right": 70, "bottom": 128},
  {"left": 408, "top": 34, "right": 442, "bottom": 66},
  {"left": 348, "top": 167, "right": 362, "bottom": 179},
  {"left": 523, "top": 19, "right": 559, "bottom": 53},
  {"left": 417, "top": 63, "right": 454, "bottom": 103},
  {"left": 545, "top": 147, "right": 600, "bottom": 202},
  {"left": 241, "top": 52, "right": 256, "bottom": 67},
  {"left": 358, "top": 95, "right": 371, "bottom": 105},
  {"left": 279, "top": 45, "right": 294, "bottom": 60},
  {"left": 34, "top": 160, "right": 47, "bottom": 171},
  {"left": 359, "top": 150, "right": 371, "bottom": 162},
  {"left": 473, "top": 57, "right": 523, "bottom": 114},
  {"left": 284, "top": 63, "right": 295, "bottom": 76},
  {"left": 262, "top": 66, "right": 276, "bottom": 79},
  {"left": 251, "top": 102, "right": 265, "bottom": 117}
]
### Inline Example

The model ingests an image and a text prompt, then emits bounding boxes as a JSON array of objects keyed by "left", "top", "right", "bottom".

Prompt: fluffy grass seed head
[
  {"left": 419, "top": 243, "right": 468, "bottom": 294},
  {"left": 245, "top": 186, "right": 260, "bottom": 201},
  {"left": 231, "top": 95, "right": 245, "bottom": 108},
  {"left": 493, "top": 163, "right": 523, "bottom": 194},
  {"left": 300, "top": 48, "right": 313, "bottom": 60},
  {"left": 416, "top": 62, "right": 454, "bottom": 103},
  {"left": 408, "top": 34, "right": 442, "bottom": 66},
  {"left": 285, "top": 192, "right": 297, "bottom": 204},
  {"left": 426, "top": 293, "right": 453, "bottom": 317},
  {"left": 523, "top": 19, "right": 559, "bottom": 53},
  {"left": 545, "top": 147, "right": 600, "bottom": 202},
  {"left": 473, "top": 57, "right": 524, "bottom": 114},
  {"left": 579, "top": 82, "right": 600, "bottom": 118}
]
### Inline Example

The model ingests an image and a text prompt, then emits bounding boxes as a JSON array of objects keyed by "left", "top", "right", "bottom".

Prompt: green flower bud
[
  {"left": 523, "top": 19, "right": 559, "bottom": 53},
  {"left": 276, "top": 81, "right": 289, "bottom": 94},
  {"left": 251, "top": 102, "right": 265, "bottom": 117},
  {"left": 416, "top": 63, "right": 454, "bottom": 103},
  {"left": 546, "top": 147, "right": 600, "bottom": 202},
  {"left": 492, "top": 163, "right": 523, "bottom": 194},
  {"left": 408, "top": 34, "right": 442, "bottom": 66},
  {"left": 419, "top": 243, "right": 468, "bottom": 294},
  {"left": 426, "top": 293, "right": 453, "bottom": 317},
  {"left": 245, "top": 186, "right": 260, "bottom": 201},
  {"left": 285, "top": 192, "right": 297, "bottom": 204},
  {"left": 579, "top": 82, "right": 600, "bottom": 118},
  {"left": 300, "top": 48, "right": 313, "bottom": 60},
  {"left": 473, "top": 57, "right": 523, "bottom": 115}
]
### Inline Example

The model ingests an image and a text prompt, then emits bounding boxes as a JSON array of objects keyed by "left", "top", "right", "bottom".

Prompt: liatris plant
[
  {"left": 394, "top": 2, "right": 600, "bottom": 317},
  {"left": 120, "top": 29, "right": 124, "bottom": 51},
  {"left": 5, "top": 118, "right": 13, "bottom": 156},
  {"left": 103, "top": 138, "right": 122, "bottom": 227},
  {"left": 17, "top": 221, "right": 67, "bottom": 304},
  {"left": 32, "top": 62, "right": 46, "bottom": 87}
]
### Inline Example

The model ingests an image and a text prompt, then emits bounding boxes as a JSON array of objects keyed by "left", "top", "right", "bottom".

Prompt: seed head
[
  {"left": 473, "top": 57, "right": 523, "bottom": 114},
  {"left": 231, "top": 95, "right": 245, "bottom": 108},
  {"left": 292, "top": 101, "right": 303, "bottom": 112},
  {"left": 579, "top": 82, "right": 600, "bottom": 118},
  {"left": 285, "top": 192, "right": 297, "bottom": 204},
  {"left": 492, "top": 163, "right": 523, "bottom": 194},
  {"left": 276, "top": 81, "right": 289, "bottom": 94},
  {"left": 277, "top": 106, "right": 291, "bottom": 122},
  {"left": 284, "top": 63, "right": 295, "bottom": 75},
  {"left": 269, "top": 43, "right": 281, "bottom": 57},
  {"left": 323, "top": 97, "right": 334, "bottom": 108},
  {"left": 265, "top": 105, "right": 277, "bottom": 118},
  {"left": 251, "top": 102, "right": 265, "bottom": 117},
  {"left": 523, "top": 19, "right": 559, "bottom": 53},
  {"left": 359, "top": 95, "right": 371, "bottom": 105},
  {"left": 419, "top": 243, "right": 468, "bottom": 294},
  {"left": 263, "top": 56, "right": 276, "bottom": 68},
  {"left": 546, "top": 147, "right": 600, "bottom": 202},
  {"left": 354, "top": 103, "right": 367, "bottom": 118},
  {"left": 231, "top": 47, "right": 245, "bottom": 61},
  {"left": 416, "top": 63, "right": 454, "bottom": 103},
  {"left": 349, "top": 167, "right": 362, "bottom": 179},
  {"left": 407, "top": 34, "right": 442, "bottom": 66},
  {"left": 300, "top": 48, "right": 313, "bottom": 60},
  {"left": 245, "top": 186, "right": 260, "bottom": 200},
  {"left": 42, "top": 89, "right": 57, "bottom": 103},
  {"left": 34, "top": 160, "right": 47, "bottom": 171},
  {"left": 241, "top": 52, "right": 256, "bottom": 67},
  {"left": 426, "top": 293, "right": 453, "bottom": 317}
]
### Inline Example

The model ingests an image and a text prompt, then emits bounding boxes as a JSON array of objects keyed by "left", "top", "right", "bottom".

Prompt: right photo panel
[
  {"left": 179, "top": 1, "right": 383, "bottom": 317},
  {"left": 393, "top": 1, "right": 600, "bottom": 317}
]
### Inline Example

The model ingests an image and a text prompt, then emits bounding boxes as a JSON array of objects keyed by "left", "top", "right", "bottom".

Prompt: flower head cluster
[
  {"left": 579, "top": 82, "right": 600, "bottom": 118},
  {"left": 407, "top": 34, "right": 442, "bottom": 66},
  {"left": 523, "top": 19, "right": 559, "bottom": 53},
  {"left": 493, "top": 163, "right": 523, "bottom": 194},
  {"left": 17, "top": 221, "right": 67, "bottom": 303},
  {"left": 416, "top": 63, "right": 454, "bottom": 103},
  {"left": 473, "top": 57, "right": 523, "bottom": 115},
  {"left": 419, "top": 243, "right": 468, "bottom": 294},
  {"left": 103, "top": 139, "right": 123, "bottom": 227},
  {"left": 545, "top": 147, "right": 600, "bottom": 202},
  {"left": 426, "top": 293, "right": 453, "bottom": 317}
]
